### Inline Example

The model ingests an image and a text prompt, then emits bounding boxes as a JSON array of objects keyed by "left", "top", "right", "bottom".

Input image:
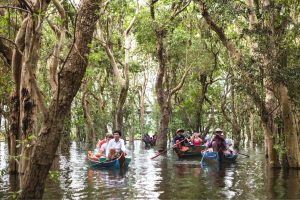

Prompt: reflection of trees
[{"left": 265, "top": 165, "right": 300, "bottom": 199}]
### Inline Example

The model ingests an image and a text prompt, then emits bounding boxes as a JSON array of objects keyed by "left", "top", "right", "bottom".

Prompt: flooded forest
[{"left": 0, "top": 0, "right": 300, "bottom": 199}]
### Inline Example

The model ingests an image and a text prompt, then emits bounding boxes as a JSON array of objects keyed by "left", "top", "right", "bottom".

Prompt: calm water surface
[{"left": 1, "top": 141, "right": 300, "bottom": 199}]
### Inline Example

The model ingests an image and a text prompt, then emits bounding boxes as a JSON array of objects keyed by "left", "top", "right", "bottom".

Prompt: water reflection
[{"left": 1, "top": 141, "right": 300, "bottom": 199}]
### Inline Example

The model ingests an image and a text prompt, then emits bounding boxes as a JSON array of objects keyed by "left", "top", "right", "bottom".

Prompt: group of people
[
  {"left": 88, "top": 130, "right": 127, "bottom": 161},
  {"left": 173, "top": 129, "right": 203, "bottom": 146},
  {"left": 173, "top": 128, "right": 233, "bottom": 155},
  {"left": 89, "top": 127, "right": 232, "bottom": 161},
  {"left": 142, "top": 133, "right": 157, "bottom": 148}
]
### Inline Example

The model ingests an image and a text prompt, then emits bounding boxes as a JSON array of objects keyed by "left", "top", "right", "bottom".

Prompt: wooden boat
[
  {"left": 173, "top": 145, "right": 206, "bottom": 158},
  {"left": 201, "top": 150, "right": 238, "bottom": 163},
  {"left": 88, "top": 153, "right": 131, "bottom": 169}
]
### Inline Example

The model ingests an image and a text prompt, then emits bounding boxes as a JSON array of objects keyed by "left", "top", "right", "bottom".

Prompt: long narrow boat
[
  {"left": 173, "top": 145, "right": 206, "bottom": 158},
  {"left": 201, "top": 150, "right": 238, "bottom": 163},
  {"left": 88, "top": 153, "right": 131, "bottom": 169}
]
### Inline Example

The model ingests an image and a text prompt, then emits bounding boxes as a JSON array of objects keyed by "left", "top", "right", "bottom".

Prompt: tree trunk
[
  {"left": 151, "top": 1, "right": 190, "bottom": 151},
  {"left": 279, "top": 85, "right": 300, "bottom": 168},
  {"left": 18, "top": 0, "right": 101, "bottom": 198},
  {"left": 9, "top": 16, "right": 28, "bottom": 174},
  {"left": 230, "top": 82, "right": 241, "bottom": 149},
  {"left": 156, "top": 105, "right": 170, "bottom": 151},
  {"left": 114, "top": 85, "right": 128, "bottom": 131},
  {"left": 195, "top": 74, "right": 208, "bottom": 131},
  {"left": 82, "top": 80, "right": 96, "bottom": 149},
  {"left": 60, "top": 108, "right": 71, "bottom": 154},
  {"left": 140, "top": 71, "right": 147, "bottom": 136},
  {"left": 9, "top": 93, "right": 19, "bottom": 174},
  {"left": 249, "top": 111, "right": 255, "bottom": 147}
]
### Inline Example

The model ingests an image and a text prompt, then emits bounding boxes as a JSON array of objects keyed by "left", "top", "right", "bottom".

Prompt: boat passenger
[
  {"left": 98, "top": 133, "right": 114, "bottom": 157},
  {"left": 143, "top": 133, "right": 151, "bottom": 148},
  {"left": 208, "top": 128, "right": 227, "bottom": 154},
  {"left": 173, "top": 128, "right": 186, "bottom": 145},
  {"left": 151, "top": 133, "right": 157, "bottom": 146},
  {"left": 96, "top": 135, "right": 108, "bottom": 149},
  {"left": 190, "top": 132, "right": 202, "bottom": 146},
  {"left": 106, "top": 130, "right": 126, "bottom": 160}
]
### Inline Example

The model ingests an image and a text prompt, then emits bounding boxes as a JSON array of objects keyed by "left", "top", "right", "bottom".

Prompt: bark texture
[{"left": 18, "top": 0, "right": 101, "bottom": 198}]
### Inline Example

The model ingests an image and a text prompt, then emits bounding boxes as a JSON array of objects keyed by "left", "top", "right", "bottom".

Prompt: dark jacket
[{"left": 173, "top": 133, "right": 186, "bottom": 144}]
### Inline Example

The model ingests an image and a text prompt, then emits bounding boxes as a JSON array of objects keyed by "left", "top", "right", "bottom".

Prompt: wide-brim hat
[
  {"left": 176, "top": 128, "right": 184, "bottom": 133},
  {"left": 215, "top": 128, "right": 223, "bottom": 132}
]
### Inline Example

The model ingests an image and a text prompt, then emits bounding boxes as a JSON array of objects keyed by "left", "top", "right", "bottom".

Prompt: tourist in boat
[
  {"left": 96, "top": 134, "right": 108, "bottom": 150},
  {"left": 208, "top": 128, "right": 227, "bottom": 154},
  {"left": 106, "top": 130, "right": 126, "bottom": 160},
  {"left": 98, "top": 133, "right": 114, "bottom": 157},
  {"left": 190, "top": 132, "right": 202, "bottom": 146},
  {"left": 173, "top": 128, "right": 186, "bottom": 145},
  {"left": 143, "top": 133, "right": 151, "bottom": 148},
  {"left": 151, "top": 133, "right": 157, "bottom": 146},
  {"left": 173, "top": 128, "right": 192, "bottom": 152}
]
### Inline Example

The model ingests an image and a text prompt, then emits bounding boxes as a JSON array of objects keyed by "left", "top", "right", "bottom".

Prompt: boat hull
[
  {"left": 201, "top": 151, "right": 237, "bottom": 163},
  {"left": 174, "top": 145, "right": 206, "bottom": 158},
  {"left": 88, "top": 154, "right": 131, "bottom": 169}
]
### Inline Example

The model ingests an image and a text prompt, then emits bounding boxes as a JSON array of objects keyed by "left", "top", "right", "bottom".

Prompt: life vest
[
  {"left": 96, "top": 139, "right": 106, "bottom": 149},
  {"left": 192, "top": 138, "right": 202, "bottom": 146},
  {"left": 88, "top": 151, "right": 99, "bottom": 161}
]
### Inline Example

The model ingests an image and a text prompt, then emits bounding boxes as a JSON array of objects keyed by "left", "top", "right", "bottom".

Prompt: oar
[
  {"left": 150, "top": 138, "right": 186, "bottom": 159},
  {"left": 200, "top": 145, "right": 209, "bottom": 165},
  {"left": 89, "top": 158, "right": 108, "bottom": 167},
  {"left": 237, "top": 152, "right": 250, "bottom": 157}
]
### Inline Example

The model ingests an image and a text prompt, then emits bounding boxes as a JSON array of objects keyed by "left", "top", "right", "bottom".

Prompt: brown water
[{"left": 1, "top": 141, "right": 300, "bottom": 199}]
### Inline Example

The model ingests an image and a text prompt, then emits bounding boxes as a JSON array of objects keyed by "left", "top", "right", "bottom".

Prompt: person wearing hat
[
  {"left": 208, "top": 128, "right": 227, "bottom": 154},
  {"left": 173, "top": 128, "right": 186, "bottom": 145}
]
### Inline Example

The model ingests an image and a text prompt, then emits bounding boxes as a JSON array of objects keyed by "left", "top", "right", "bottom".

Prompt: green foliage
[{"left": 48, "top": 170, "right": 60, "bottom": 182}]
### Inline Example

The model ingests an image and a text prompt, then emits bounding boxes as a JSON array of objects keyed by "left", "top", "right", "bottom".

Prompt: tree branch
[
  {"left": 170, "top": 0, "right": 191, "bottom": 21},
  {"left": 17, "top": 0, "right": 33, "bottom": 13},
  {"left": 48, "top": 0, "right": 67, "bottom": 95},
  {"left": 98, "top": 27, "right": 125, "bottom": 87},
  {"left": 123, "top": 0, "right": 140, "bottom": 36},
  {"left": 221, "top": 77, "right": 233, "bottom": 124},
  {"left": 169, "top": 67, "right": 191, "bottom": 97},
  {"left": 0, "top": 36, "right": 23, "bottom": 57},
  {"left": 0, "top": 5, "right": 30, "bottom": 13}
]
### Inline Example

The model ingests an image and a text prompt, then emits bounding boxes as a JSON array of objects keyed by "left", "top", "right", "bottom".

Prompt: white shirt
[
  {"left": 105, "top": 138, "right": 126, "bottom": 157},
  {"left": 100, "top": 143, "right": 108, "bottom": 155}
]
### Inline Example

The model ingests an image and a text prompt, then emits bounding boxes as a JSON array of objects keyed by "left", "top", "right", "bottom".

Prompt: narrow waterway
[{"left": 1, "top": 141, "right": 300, "bottom": 199}]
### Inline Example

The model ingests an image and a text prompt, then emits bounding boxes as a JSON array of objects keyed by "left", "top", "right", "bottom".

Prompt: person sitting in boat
[
  {"left": 106, "top": 130, "right": 126, "bottom": 160},
  {"left": 208, "top": 128, "right": 227, "bottom": 154},
  {"left": 98, "top": 133, "right": 114, "bottom": 157},
  {"left": 173, "top": 128, "right": 186, "bottom": 145},
  {"left": 151, "top": 133, "right": 157, "bottom": 146},
  {"left": 143, "top": 133, "right": 151, "bottom": 148},
  {"left": 173, "top": 128, "right": 191, "bottom": 152},
  {"left": 96, "top": 134, "right": 108, "bottom": 150},
  {"left": 190, "top": 132, "right": 202, "bottom": 146}
]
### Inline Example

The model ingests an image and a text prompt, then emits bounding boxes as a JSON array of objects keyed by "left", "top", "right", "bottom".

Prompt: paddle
[
  {"left": 118, "top": 153, "right": 126, "bottom": 168},
  {"left": 200, "top": 145, "right": 209, "bottom": 165},
  {"left": 150, "top": 138, "right": 186, "bottom": 159},
  {"left": 237, "top": 152, "right": 250, "bottom": 157}
]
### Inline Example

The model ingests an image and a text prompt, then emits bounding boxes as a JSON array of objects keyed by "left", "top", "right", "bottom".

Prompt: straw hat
[
  {"left": 176, "top": 128, "right": 184, "bottom": 133},
  {"left": 215, "top": 128, "right": 223, "bottom": 133}
]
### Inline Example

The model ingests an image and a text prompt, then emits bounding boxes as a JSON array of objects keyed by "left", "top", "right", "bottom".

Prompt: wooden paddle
[
  {"left": 118, "top": 153, "right": 126, "bottom": 167},
  {"left": 150, "top": 138, "right": 186, "bottom": 159},
  {"left": 237, "top": 152, "right": 250, "bottom": 157}
]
